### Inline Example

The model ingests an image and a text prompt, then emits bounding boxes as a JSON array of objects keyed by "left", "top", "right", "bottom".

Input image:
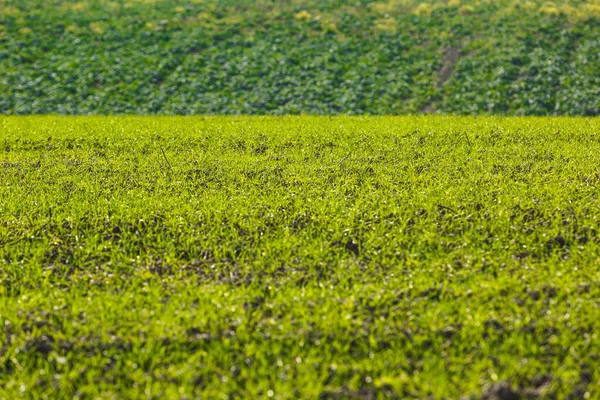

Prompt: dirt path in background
[
  {"left": 437, "top": 46, "right": 461, "bottom": 88},
  {"left": 421, "top": 46, "right": 461, "bottom": 113}
]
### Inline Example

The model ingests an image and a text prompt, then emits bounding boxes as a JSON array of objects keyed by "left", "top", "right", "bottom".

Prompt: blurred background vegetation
[{"left": 0, "top": 0, "right": 599, "bottom": 115}]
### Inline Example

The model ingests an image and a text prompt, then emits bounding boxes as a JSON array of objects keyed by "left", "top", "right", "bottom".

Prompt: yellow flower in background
[
  {"left": 414, "top": 3, "right": 432, "bottom": 17},
  {"left": 174, "top": 6, "right": 185, "bottom": 13},
  {"left": 318, "top": 16, "right": 338, "bottom": 33},
  {"left": 539, "top": 3, "right": 560, "bottom": 16},
  {"left": 70, "top": 2, "right": 87, "bottom": 12},
  {"left": 1, "top": 6, "right": 20, "bottom": 16},
  {"left": 374, "top": 17, "right": 397, "bottom": 32},
  {"left": 459, "top": 5, "right": 475, "bottom": 14},
  {"left": 19, "top": 27, "right": 33, "bottom": 35},
  {"left": 521, "top": 1, "right": 536, "bottom": 10},
  {"left": 89, "top": 22, "right": 105, "bottom": 34},
  {"left": 294, "top": 10, "right": 311, "bottom": 21},
  {"left": 448, "top": 0, "right": 460, "bottom": 7},
  {"left": 582, "top": 3, "right": 600, "bottom": 18}
]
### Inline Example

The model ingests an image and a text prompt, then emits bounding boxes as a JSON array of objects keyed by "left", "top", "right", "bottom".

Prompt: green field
[
  {"left": 1, "top": 0, "right": 599, "bottom": 115},
  {"left": 1, "top": 116, "right": 600, "bottom": 398}
]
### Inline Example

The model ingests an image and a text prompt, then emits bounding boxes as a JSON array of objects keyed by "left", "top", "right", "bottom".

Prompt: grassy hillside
[
  {"left": 1, "top": 0, "right": 599, "bottom": 115},
  {"left": 1, "top": 116, "right": 600, "bottom": 398}
]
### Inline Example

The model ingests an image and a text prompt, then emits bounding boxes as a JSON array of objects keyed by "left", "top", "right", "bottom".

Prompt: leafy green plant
[{"left": 0, "top": 0, "right": 598, "bottom": 115}]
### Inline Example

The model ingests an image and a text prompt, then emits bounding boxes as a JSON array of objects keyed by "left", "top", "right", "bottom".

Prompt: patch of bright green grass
[{"left": 1, "top": 116, "right": 599, "bottom": 398}]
